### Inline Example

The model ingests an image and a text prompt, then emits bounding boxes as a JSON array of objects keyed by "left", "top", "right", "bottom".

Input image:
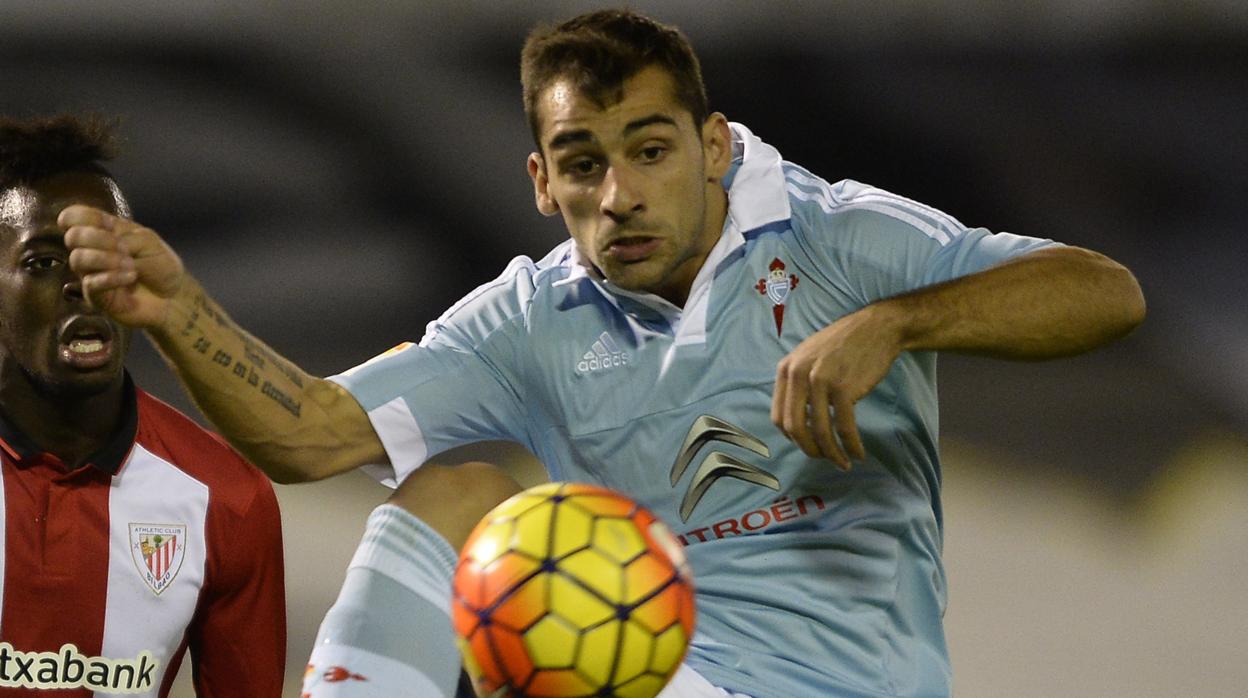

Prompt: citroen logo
[{"left": 670, "top": 415, "right": 780, "bottom": 522}]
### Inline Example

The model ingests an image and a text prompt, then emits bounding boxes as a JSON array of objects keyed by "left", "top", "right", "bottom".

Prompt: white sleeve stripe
[
  {"left": 785, "top": 167, "right": 967, "bottom": 241},
  {"left": 785, "top": 167, "right": 844, "bottom": 204},
  {"left": 365, "top": 397, "right": 428, "bottom": 488},
  {"left": 421, "top": 254, "right": 537, "bottom": 345},
  {"left": 786, "top": 184, "right": 952, "bottom": 245},
  {"left": 843, "top": 201, "right": 953, "bottom": 245},
  {"left": 851, "top": 190, "right": 967, "bottom": 234},
  {"left": 786, "top": 183, "right": 835, "bottom": 213}
]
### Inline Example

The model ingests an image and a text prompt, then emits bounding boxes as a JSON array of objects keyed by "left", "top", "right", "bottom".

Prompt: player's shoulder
[
  {"left": 782, "top": 166, "right": 966, "bottom": 245},
  {"left": 426, "top": 242, "right": 579, "bottom": 334},
  {"left": 132, "top": 389, "right": 274, "bottom": 512}
]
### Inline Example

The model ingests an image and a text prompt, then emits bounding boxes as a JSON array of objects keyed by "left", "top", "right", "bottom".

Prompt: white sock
[{"left": 301, "top": 504, "right": 462, "bottom": 697}]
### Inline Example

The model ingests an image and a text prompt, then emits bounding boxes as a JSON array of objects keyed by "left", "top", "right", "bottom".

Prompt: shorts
[{"left": 659, "top": 663, "right": 754, "bottom": 698}]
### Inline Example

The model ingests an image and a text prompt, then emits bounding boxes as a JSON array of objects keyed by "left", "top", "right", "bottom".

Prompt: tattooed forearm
[
  {"left": 140, "top": 277, "right": 379, "bottom": 481},
  {"left": 261, "top": 381, "right": 302, "bottom": 417},
  {"left": 179, "top": 292, "right": 304, "bottom": 416}
]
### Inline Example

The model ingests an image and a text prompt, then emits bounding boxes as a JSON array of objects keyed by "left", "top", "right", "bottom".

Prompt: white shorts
[
  {"left": 659, "top": 663, "right": 754, "bottom": 698},
  {"left": 303, "top": 645, "right": 751, "bottom": 698}
]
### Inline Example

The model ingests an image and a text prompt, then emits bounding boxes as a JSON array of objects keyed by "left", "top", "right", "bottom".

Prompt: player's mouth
[
  {"left": 57, "top": 315, "right": 117, "bottom": 371},
  {"left": 604, "top": 236, "right": 661, "bottom": 263}
]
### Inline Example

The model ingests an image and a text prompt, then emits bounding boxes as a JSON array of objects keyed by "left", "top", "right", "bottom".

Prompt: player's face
[
  {"left": 529, "top": 65, "right": 732, "bottom": 306},
  {"left": 0, "top": 172, "right": 130, "bottom": 399}
]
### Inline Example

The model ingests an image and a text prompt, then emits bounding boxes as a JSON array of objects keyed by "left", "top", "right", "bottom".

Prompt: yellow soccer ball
[{"left": 452, "top": 482, "right": 696, "bottom": 698}]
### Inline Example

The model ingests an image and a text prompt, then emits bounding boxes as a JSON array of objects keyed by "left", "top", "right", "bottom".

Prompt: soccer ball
[{"left": 452, "top": 482, "right": 696, "bottom": 698}]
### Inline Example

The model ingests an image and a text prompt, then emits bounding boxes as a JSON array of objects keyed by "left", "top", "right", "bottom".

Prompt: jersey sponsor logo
[
  {"left": 0, "top": 642, "right": 157, "bottom": 693},
  {"left": 575, "top": 331, "right": 630, "bottom": 374},
  {"left": 128, "top": 523, "right": 187, "bottom": 595},
  {"left": 755, "top": 257, "right": 799, "bottom": 336},
  {"left": 670, "top": 415, "right": 780, "bottom": 522},
  {"left": 675, "top": 494, "right": 827, "bottom": 545}
]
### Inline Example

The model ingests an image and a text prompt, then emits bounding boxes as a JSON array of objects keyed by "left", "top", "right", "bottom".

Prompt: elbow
[
  {"left": 1085, "top": 260, "right": 1146, "bottom": 349},
  {"left": 256, "top": 456, "right": 335, "bottom": 485},
  {"left": 1113, "top": 264, "right": 1147, "bottom": 337},
  {"left": 267, "top": 467, "right": 314, "bottom": 486}
]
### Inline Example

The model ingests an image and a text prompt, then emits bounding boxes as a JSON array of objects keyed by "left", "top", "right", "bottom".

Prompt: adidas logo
[{"left": 576, "top": 332, "right": 630, "bottom": 374}]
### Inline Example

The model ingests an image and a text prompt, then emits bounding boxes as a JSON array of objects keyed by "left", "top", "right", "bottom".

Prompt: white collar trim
[{"left": 724, "top": 121, "right": 791, "bottom": 234}]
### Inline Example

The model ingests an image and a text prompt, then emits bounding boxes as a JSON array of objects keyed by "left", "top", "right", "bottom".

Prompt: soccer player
[
  {"left": 0, "top": 115, "right": 286, "bottom": 696},
  {"left": 60, "top": 9, "right": 1146, "bottom": 698}
]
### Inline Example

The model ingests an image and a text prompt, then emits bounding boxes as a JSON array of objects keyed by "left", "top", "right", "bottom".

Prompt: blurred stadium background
[{"left": 3, "top": 1, "right": 1245, "bottom": 695}]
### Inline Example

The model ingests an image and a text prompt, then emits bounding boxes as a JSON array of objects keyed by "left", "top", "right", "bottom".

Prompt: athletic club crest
[
  {"left": 756, "top": 257, "right": 799, "bottom": 335},
  {"left": 129, "top": 523, "right": 187, "bottom": 595}
]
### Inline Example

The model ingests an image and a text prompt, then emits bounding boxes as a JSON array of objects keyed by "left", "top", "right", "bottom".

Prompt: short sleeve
[
  {"left": 329, "top": 257, "right": 538, "bottom": 487},
  {"left": 794, "top": 179, "right": 1061, "bottom": 307}
]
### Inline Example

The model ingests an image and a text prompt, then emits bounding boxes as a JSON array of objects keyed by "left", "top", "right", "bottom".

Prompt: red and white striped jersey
[{"left": 0, "top": 378, "right": 286, "bottom": 696}]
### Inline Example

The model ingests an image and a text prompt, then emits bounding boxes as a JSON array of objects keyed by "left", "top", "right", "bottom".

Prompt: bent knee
[{"left": 387, "top": 461, "right": 523, "bottom": 550}]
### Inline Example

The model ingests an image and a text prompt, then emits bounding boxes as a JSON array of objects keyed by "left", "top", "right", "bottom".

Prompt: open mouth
[
  {"left": 58, "top": 316, "right": 116, "bottom": 370},
  {"left": 605, "top": 236, "right": 661, "bottom": 263}
]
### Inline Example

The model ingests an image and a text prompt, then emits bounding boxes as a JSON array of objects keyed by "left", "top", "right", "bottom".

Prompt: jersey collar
[
  {"left": 0, "top": 372, "right": 139, "bottom": 476},
  {"left": 721, "top": 121, "right": 791, "bottom": 236}
]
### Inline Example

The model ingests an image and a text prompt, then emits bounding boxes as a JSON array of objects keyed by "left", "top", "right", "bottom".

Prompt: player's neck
[
  {"left": 657, "top": 186, "right": 729, "bottom": 308},
  {"left": 0, "top": 368, "right": 126, "bottom": 468}
]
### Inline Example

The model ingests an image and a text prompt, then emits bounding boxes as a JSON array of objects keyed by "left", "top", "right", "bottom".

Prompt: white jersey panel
[{"left": 98, "top": 445, "right": 209, "bottom": 697}]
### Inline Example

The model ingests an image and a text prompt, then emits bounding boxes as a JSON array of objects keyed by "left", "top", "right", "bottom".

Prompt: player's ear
[
  {"left": 702, "top": 113, "right": 732, "bottom": 182},
  {"left": 528, "top": 153, "right": 560, "bottom": 217}
]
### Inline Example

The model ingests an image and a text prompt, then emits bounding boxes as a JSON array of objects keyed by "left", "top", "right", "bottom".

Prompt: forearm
[
  {"left": 149, "top": 276, "right": 383, "bottom": 482},
  {"left": 877, "top": 246, "right": 1146, "bottom": 359}
]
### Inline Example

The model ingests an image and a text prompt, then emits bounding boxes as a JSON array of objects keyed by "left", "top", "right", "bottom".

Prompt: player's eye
[
  {"left": 638, "top": 145, "right": 667, "bottom": 162},
  {"left": 564, "top": 158, "right": 601, "bottom": 178},
  {"left": 22, "top": 254, "right": 64, "bottom": 272}
]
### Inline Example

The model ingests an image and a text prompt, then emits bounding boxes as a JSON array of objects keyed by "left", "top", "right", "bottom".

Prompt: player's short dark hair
[
  {"left": 520, "top": 9, "right": 710, "bottom": 149},
  {"left": 0, "top": 114, "right": 120, "bottom": 190}
]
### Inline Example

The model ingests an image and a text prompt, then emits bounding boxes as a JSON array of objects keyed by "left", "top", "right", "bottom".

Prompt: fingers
[
  {"left": 770, "top": 366, "right": 788, "bottom": 437},
  {"left": 60, "top": 207, "right": 141, "bottom": 311},
  {"left": 773, "top": 357, "right": 865, "bottom": 469},
  {"left": 63, "top": 222, "right": 123, "bottom": 253},
  {"left": 61, "top": 205, "right": 146, "bottom": 261},
  {"left": 65, "top": 227, "right": 137, "bottom": 291},
  {"left": 58, "top": 204, "right": 121, "bottom": 231},
  {"left": 72, "top": 249, "right": 138, "bottom": 290},
  {"left": 774, "top": 361, "right": 818, "bottom": 458},
  {"left": 807, "top": 378, "right": 850, "bottom": 470},
  {"left": 830, "top": 391, "right": 864, "bottom": 463}
]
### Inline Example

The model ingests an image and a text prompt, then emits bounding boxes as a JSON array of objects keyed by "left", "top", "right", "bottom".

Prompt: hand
[
  {"left": 771, "top": 304, "right": 904, "bottom": 469},
  {"left": 59, "top": 205, "right": 185, "bottom": 329}
]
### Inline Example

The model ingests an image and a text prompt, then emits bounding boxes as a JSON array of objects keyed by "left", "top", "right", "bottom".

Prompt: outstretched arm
[
  {"left": 60, "top": 205, "right": 385, "bottom": 482},
  {"left": 773, "top": 245, "right": 1146, "bottom": 468}
]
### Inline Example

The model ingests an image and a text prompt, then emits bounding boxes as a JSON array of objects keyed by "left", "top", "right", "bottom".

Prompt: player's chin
[
  {"left": 603, "top": 260, "right": 668, "bottom": 294},
  {"left": 38, "top": 363, "right": 124, "bottom": 399}
]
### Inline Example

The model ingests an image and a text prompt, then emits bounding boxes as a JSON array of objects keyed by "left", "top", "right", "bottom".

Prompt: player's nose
[
  {"left": 600, "top": 165, "right": 644, "bottom": 222},
  {"left": 63, "top": 276, "right": 85, "bottom": 302}
]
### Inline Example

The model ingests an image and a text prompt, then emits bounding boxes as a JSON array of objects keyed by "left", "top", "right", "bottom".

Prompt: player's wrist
[
  {"left": 863, "top": 296, "right": 915, "bottom": 355},
  {"left": 150, "top": 275, "right": 199, "bottom": 340}
]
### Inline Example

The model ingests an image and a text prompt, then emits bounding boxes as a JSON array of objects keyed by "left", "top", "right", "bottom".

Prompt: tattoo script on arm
[{"left": 178, "top": 293, "right": 306, "bottom": 418}]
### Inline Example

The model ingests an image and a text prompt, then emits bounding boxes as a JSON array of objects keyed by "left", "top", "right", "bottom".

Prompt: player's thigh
[
  {"left": 659, "top": 663, "right": 754, "bottom": 698},
  {"left": 387, "top": 461, "right": 522, "bottom": 550}
]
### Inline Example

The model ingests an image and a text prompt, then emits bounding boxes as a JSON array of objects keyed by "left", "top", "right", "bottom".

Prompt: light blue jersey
[{"left": 332, "top": 124, "right": 1058, "bottom": 697}]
